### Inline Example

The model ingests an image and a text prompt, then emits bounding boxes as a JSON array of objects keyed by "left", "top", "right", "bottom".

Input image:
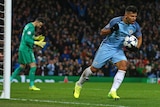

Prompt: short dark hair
[
  {"left": 35, "top": 17, "right": 45, "bottom": 23},
  {"left": 125, "top": 5, "right": 138, "bottom": 13}
]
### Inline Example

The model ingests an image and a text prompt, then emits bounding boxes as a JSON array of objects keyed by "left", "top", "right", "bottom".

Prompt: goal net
[{"left": 0, "top": 0, "right": 11, "bottom": 99}]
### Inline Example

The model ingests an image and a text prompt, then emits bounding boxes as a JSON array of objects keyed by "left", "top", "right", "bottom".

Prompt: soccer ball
[{"left": 123, "top": 35, "right": 138, "bottom": 48}]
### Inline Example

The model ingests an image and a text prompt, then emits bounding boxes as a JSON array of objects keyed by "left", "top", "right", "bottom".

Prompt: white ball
[{"left": 123, "top": 35, "right": 138, "bottom": 48}]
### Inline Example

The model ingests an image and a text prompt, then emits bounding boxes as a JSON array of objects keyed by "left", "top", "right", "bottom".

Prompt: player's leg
[
  {"left": 10, "top": 64, "right": 25, "bottom": 81},
  {"left": 28, "top": 52, "right": 40, "bottom": 91},
  {"left": 108, "top": 66, "right": 126, "bottom": 99},
  {"left": 74, "top": 46, "right": 111, "bottom": 98},
  {"left": 108, "top": 50, "right": 127, "bottom": 100},
  {"left": 29, "top": 63, "right": 40, "bottom": 90},
  {"left": 76, "top": 66, "right": 93, "bottom": 86},
  {"left": 11, "top": 51, "right": 26, "bottom": 81},
  {"left": 74, "top": 66, "right": 97, "bottom": 98}
]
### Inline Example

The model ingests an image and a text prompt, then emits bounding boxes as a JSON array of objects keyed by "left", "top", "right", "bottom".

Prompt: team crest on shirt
[{"left": 128, "top": 29, "right": 133, "bottom": 35}]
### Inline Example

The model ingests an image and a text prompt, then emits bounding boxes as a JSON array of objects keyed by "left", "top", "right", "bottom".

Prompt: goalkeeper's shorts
[{"left": 18, "top": 50, "right": 36, "bottom": 64}]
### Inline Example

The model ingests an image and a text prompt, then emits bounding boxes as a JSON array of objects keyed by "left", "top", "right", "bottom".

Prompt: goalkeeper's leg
[
  {"left": 10, "top": 65, "right": 25, "bottom": 81},
  {"left": 29, "top": 63, "right": 40, "bottom": 91}
]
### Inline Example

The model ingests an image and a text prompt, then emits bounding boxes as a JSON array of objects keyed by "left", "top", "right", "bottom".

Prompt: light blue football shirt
[
  {"left": 92, "top": 16, "right": 142, "bottom": 68},
  {"left": 102, "top": 16, "right": 142, "bottom": 48}
]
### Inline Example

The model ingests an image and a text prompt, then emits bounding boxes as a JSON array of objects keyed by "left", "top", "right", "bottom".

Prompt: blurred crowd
[{"left": 11, "top": 0, "right": 160, "bottom": 77}]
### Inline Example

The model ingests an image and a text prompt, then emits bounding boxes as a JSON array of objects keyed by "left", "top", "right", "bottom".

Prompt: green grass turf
[{"left": 0, "top": 82, "right": 160, "bottom": 107}]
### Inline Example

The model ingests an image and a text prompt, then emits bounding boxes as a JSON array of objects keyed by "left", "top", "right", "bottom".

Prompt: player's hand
[
  {"left": 110, "top": 23, "right": 119, "bottom": 33},
  {"left": 125, "top": 44, "right": 139, "bottom": 51},
  {"left": 34, "top": 39, "right": 46, "bottom": 48},
  {"left": 34, "top": 35, "right": 45, "bottom": 41}
]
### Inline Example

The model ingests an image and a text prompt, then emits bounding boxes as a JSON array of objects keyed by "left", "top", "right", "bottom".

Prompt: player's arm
[
  {"left": 25, "top": 29, "right": 46, "bottom": 48},
  {"left": 137, "top": 36, "right": 142, "bottom": 48},
  {"left": 100, "top": 27, "right": 111, "bottom": 36},
  {"left": 127, "top": 23, "right": 142, "bottom": 51},
  {"left": 100, "top": 18, "right": 119, "bottom": 36},
  {"left": 135, "top": 22, "right": 142, "bottom": 49},
  {"left": 24, "top": 29, "right": 35, "bottom": 46}
]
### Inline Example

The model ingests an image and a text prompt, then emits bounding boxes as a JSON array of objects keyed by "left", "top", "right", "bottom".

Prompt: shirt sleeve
[
  {"left": 134, "top": 22, "right": 142, "bottom": 37},
  {"left": 24, "top": 27, "right": 34, "bottom": 46},
  {"left": 104, "top": 17, "right": 121, "bottom": 29}
]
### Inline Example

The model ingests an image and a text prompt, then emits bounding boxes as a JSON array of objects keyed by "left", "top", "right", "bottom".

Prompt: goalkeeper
[{"left": 11, "top": 17, "right": 46, "bottom": 91}]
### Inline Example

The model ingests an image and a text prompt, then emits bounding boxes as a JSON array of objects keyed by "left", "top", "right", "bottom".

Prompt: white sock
[
  {"left": 110, "top": 70, "right": 125, "bottom": 92},
  {"left": 77, "top": 67, "right": 92, "bottom": 86}
]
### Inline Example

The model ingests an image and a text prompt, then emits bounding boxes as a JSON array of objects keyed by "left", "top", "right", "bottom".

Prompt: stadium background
[{"left": 10, "top": 0, "right": 160, "bottom": 78}]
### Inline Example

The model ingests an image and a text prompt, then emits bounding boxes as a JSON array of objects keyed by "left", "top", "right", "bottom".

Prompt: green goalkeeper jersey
[{"left": 19, "top": 22, "right": 35, "bottom": 51}]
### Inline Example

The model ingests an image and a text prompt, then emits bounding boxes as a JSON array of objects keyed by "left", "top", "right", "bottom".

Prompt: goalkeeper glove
[
  {"left": 126, "top": 44, "right": 139, "bottom": 51},
  {"left": 34, "top": 39, "right": 46, "bottom": 48},
  {"left": 110, "top": 23, "right": 119, "bottom": 33},
  {"left": 34, "top": 35, "right": 45, "bottom": 41}
]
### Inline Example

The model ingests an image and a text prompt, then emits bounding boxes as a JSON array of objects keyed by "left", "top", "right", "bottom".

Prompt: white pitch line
[{"left": 11, "top": 98, "right": 128, "bottom": 107}]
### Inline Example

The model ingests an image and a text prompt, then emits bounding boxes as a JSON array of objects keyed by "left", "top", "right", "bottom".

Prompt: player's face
[
  {"left": 125, "top": 12, "right": 137, "bottom": 24},
  {"left": 37, "top": 22, "right": 43, "bottom": 28}
]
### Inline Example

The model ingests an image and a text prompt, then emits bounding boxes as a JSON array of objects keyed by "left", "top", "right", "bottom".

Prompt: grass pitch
[{"left": 0, "top": 82, "right": 160, "bottom": 107}]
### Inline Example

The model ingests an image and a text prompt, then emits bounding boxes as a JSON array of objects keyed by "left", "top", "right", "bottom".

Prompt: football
[{"left": 123, "top": 35, "right": 138, "bottom": 48}]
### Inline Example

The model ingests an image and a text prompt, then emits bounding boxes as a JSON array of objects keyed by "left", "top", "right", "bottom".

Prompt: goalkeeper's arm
[{"left": 34, "top": 39, "right": 46, "bottom": 48}]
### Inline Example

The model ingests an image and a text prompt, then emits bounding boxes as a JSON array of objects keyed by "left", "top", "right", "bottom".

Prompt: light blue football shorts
[{"left": 92, "top": 44, "right": 127, "bottom": 68}]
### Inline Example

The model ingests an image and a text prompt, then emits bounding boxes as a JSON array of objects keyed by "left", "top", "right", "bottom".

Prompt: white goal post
[{"left": 0, "top": 0, "right": 12, "bottom": 99}]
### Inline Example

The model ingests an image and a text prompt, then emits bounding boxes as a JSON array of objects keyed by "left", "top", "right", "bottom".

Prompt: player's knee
[
  {"left": 30, "top": 62, "right": 37, "bottom": 68},
  {"left": 116, "top": 61, "right": 128, "bottom": 71},
  {"left": 117, "top": 64, "right": 128, "bottom": 71},
  {"left": 118, "top": 67, "right": 127, "bottom": 71},
  {"left": 90, "top": 66, "right": 98, "bottom": 73},
  {"left": 20, "top": 64, "right": 26, "bottom": 69}
]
